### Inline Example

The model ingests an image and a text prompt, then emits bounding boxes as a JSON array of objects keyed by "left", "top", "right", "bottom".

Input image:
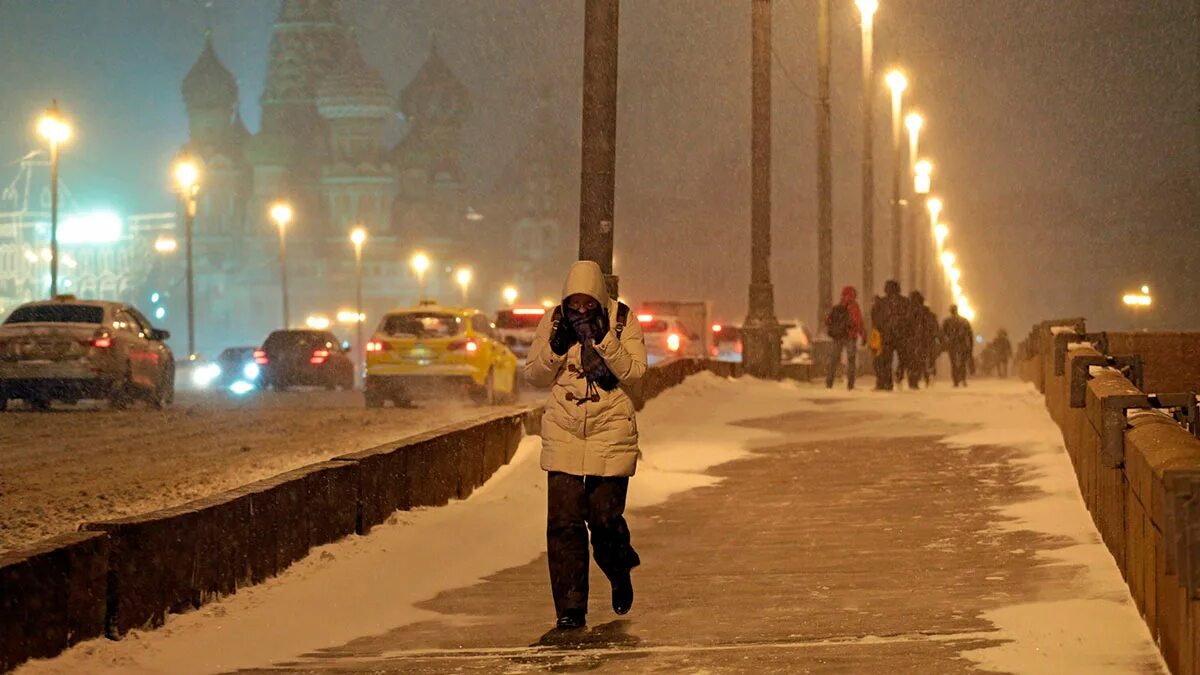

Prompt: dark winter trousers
[
  {"left": 950, "top": 350, "right": 971, "bottom": 385},
  {"left": 825, "top": 338, "right": 857, "bottom": 389},
  {"left": 547, "top": 471, "right": 640, "bottom": 617},
  {"left": 875, "top": 339, "right": 900, "bottom": 389}
]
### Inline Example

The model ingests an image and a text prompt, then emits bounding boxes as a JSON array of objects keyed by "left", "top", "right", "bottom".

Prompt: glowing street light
[
  {"left": 37, "top": 100, "right": 71, "bottom": 298},
  {"left": 856, "top": 0, "right": 879, "bottom": 296},
  {"left": 455, "top": 268, "right": 473, "bottom": 305},
  {"left": 411, "top": 252, "right": 431, "bottom": 301},
  {"left": 934, "top": 223, "right": 949, "bottom": 250},
  {"left": 173, "top": 155, "right": 201, "bottom": 358},
  {"left": 941, "top": 251, "right": 956, "bottom": 269},
  {"left": 1122, "top": 285, "right": 1153, "bottom": 307},
  {"left": 350, "top": 227, "right": 367, "bottom": 368},
  {"left": 502, "top": 285, "right": 519, "bottom": 307},
  {"left": 913, "top": 159, "right": 932, "bottom": 195},
  {"left": 154, "top": 236, "right": 178, "bottom": 254},
  {"left": 270, "top": 201, "right": 294, "bottom": 327}
]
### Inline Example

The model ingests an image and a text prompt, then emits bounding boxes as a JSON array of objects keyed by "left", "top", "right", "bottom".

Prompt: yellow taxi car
[{"left": 363, "top": 302, "right": 520, "bottom": 408}]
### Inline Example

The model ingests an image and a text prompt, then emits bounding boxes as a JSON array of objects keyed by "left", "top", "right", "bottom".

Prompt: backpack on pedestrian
[{"left": 827, "top": 304, "right": 852, "bottom": 340}]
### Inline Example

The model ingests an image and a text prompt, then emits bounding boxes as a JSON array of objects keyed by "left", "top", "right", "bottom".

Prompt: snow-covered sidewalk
[{"left": 15, "top": 375, "right": 1165, "bottom": 674}]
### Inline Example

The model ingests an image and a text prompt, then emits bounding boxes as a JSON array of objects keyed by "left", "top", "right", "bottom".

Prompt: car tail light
[
  {"left": 637, "top": 314, "right": 654, "bottom": 323},
  {"left": 512, "top": 308, "right": 545, "bottom": 316},
  {"left": 667, "top": 333, "right": 682, "bottom": 352},
  {"left": 89, "top": 332, "right": 113, "bottom": 349},
  {"left": 366, "top": 340, "right": 389, "bottom": 352},
  {"left": 711, "top": 346, "right": 720, "bottom": 357},
  {"left": 310, "top": 349, "right": 330, "bottom": 365},
  {"left": 448, "top": 339, "right": 479, "bottom": 353},
  {"left": 735, "top": 340, "right": 744, "bottom": 354},
  {"left": 254, "top": 349, "right": 269, "bottom": 365}
]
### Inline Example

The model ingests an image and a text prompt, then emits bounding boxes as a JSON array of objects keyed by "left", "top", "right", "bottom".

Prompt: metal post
[
  {"left": 816, "top": 0, "right": 833, "bottom": 330},
  {"left": 278, "top": 227, "right": 289, "bottom": 329},
  {"left": 185, "top": 193, "right": 196, "bottom": 358},
  {"left": 890, "top": 90, "right": 903, "bottom": 284},
  {"left": 49, "top": 141, "right": 59, "bottom": 298},
  {"left": 860, "top": 10, "right": 875, "bottom": 300},
  {"left": 743, "top": 0, "right": 781, "bottom": 379},
  {"left": 354, "top": 244, "right": 363, "bottom": 381},
  {"left": 579, "top": 0, "right": 620, "bottom": 298},
  {"left": 910, "top": 195, "right": 923, "bottom": 293}
]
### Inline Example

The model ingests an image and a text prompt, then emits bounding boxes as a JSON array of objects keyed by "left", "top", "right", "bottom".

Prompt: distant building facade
[{"left": 179, "top": 0, "right": 477, "bottom": 351}]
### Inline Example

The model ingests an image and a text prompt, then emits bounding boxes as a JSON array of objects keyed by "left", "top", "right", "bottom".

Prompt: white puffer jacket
[{"left": 525, "top": 261, "right": 648, "bottom": 477}]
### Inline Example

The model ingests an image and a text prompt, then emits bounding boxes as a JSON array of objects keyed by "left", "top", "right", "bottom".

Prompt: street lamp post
[
  {"left": 815, "top": 0, "right": 834, "bottom": 331},
  {"left": 905, "top": 114, "right": 923, "bottom": 292},
  {"left": 173, "top": 157, "right": 200, "bottom": 359},
  {"left": 743, "top": 0, "right": 781, "bottom": 379},
  {"left": 37, "top": 101, "right": 71, "bottom": 298},
  {"left": 411, "top": 252, "right": 430, "bottom": 302},
  {"left": 350, "top": 227, "right": 366, "bottom": 364},
  {"left": 927, "top": 196, "right": 944, "bottom": 308},
  {"left": 455, "top": 268, "right": 472, "bottom": 305},
  {"left": 886, "top": 69, "right": 907, "bottom": 285},
  {"left": 503, "top": 285, "right": 518, "bottom": 307},
  {"left": 270, "top": 202, "right": 293, "bottom": 328},
  {"left": 856, "top": 0, "right": 878, "bottom": 299},
  {"left": 579, "top": 0, "right": 621, "bottom": 298}
]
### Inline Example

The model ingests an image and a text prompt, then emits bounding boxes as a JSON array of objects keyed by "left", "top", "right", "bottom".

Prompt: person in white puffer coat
[{"left": 525, "top": 260, "right": 647, "bottom": 631}]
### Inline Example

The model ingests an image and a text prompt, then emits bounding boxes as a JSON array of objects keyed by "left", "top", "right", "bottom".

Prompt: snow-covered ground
[
  {"left": 0, "top": 388, "right": 528, "bottom": 554},
  {"left": 13, "top": 375, "right": 1165, "bottom": 674}
]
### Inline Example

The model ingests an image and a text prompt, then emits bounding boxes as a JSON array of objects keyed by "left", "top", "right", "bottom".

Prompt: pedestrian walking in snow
[
  {"left": 942, "top": 304, "right": 975, "bottom": 387},
  {"left": 870, "top": 280, "right": 910, "bottom": 391},
  {"left": 825, "top": 286, "right": 866, "bottom": 390},
  {"left": 525, "top": 261, "right": 647, "bottom": 631},
  {"left": 992, "top": 329, "right": 1013, "bottom": 378},
  {"left": 903, "top": 291, "right": 940, "bottom": 389}
]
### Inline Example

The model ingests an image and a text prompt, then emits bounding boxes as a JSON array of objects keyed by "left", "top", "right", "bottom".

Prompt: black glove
[
  {"left": 549, "top": 313, "right": 576, "bottom": 356},
  {"left": 568, "top": 307, "right": 608, "bottom": 344}
]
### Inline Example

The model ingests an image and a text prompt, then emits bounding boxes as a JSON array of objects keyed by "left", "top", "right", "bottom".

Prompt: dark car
[
  {"left": 216, "top": 346, "right": 261, "bottom": 388},
  {"left": 255, "top": 330, "right": 354, "bottom": 391}
]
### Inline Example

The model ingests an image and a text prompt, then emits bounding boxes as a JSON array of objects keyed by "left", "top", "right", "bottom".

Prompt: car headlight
[
  {"left": 243, "top": 362, "right": 261, "bottom": 380},
  {"left": 229, "top": 380, "right": 255, "bottom": 396},
  {"left": 191, "top": 363, "right": 221, "bottom": 388}
]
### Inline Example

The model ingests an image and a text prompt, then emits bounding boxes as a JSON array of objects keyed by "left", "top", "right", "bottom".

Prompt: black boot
[
  {"left": 611, "top": 570, "right": 633, "bottom": 615},
  {"left": 556, "top": 610, "right": 586, "bottom": 630}
]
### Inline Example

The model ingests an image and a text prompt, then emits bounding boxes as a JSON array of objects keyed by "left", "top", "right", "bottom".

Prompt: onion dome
[
  {"left": 278, "top": 0, "right": 338, "bottom": 24},
  {"left": 399, "top": 42, "right": 471, "bottom": 127},
  {"left": 317, "top": 29, "right": 393, "bottom": 120},
  {"left": 182, "top": 32, "right": 238, "bottom": 110}
]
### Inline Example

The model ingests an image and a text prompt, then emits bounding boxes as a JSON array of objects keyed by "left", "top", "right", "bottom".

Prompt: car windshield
[
  {"left": 495, "top": 310, "right": 544, "bottom": 330},
  {"left": 382, "top": 313, "right": 462, "bottom": 338},
  {"left": 4, "top": 304, "right": 104, "bottom": 325}
]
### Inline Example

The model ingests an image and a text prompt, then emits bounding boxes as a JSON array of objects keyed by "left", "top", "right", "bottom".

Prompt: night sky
[{"left": 0, "top": 0, "right": 1196, "bottom": 336}]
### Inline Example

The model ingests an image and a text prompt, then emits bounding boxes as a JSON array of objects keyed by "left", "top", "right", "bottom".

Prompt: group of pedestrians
[{"left": 824, "top": 278, "right": 997, "bottom": 391}]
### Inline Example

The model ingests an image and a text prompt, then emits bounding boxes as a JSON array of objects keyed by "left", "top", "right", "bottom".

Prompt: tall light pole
[
  {"left": 350, "top": 227, "right": 366, "bottom": 363},
  {"left": 743, "top": 0, "right": 781, "bottom": 379},
  {"left": 37, "top": 101, "right": 71, "bottom": 298},
  {"left": 455, "top": 267, "right": 472, "bottom": 305},
  {"left": 815, "top": 0, "right": 834, "bottom": 331},
  {"left": 579, "top": 0, "right": 620, "bottom": 298},
  {"left": 173, "top": 156, "right": 200, "bottom": 359},
  {"left": 928, "top": 196, "right": 944, "bottom": 308},
  {"left": 856, "top": 0, "right": 878, "bottom": 299},
  {"left": 886, "top": 69, "right": 907, "bottom": 285},
  {"left": 270, "top": 202, "right": 293, "bottom": 328},
  {"left": 905, "top": 113, "right": 922, "bottom": 292},
  {"left": 411, "top": 252, "right": 430, "bottom": 302}
]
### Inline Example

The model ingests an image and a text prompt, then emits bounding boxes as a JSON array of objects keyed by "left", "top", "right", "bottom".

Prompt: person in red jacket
[{"left": 825, "top": 286, "right": 866, "bottom": 389}]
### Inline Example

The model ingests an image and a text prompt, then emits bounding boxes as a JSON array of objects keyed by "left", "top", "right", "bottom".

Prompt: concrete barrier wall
[
  {"left": 1022, "top": 317, "right": 1200, "bottom": 674},
  {"left": 1106, "top": 332, "right": 1200, "bottom": 394},
  {"left": 1, "top": 359, "right": 723, "bottom": 672},
  {"left": 0, "top": 407, "right": 535, "bottom": 671}
]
